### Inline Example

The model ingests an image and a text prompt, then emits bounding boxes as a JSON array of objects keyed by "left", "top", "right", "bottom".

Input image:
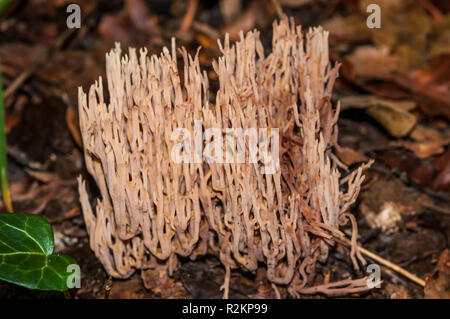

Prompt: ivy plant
[
  {"left": 0, "top": 212, "right": 78, "bottom": 291},
  {"left": 0, "top": 68, "right": 78, "bottom": 291}
]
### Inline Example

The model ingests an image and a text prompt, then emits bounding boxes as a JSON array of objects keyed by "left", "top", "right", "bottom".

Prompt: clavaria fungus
[{"left": 78, "top": 16, "right": 372, "bottom": 298}]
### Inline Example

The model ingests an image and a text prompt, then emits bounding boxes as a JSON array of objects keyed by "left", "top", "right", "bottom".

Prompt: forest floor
[{"left": 0, "top": 0, "right": 449, "bottom": 299}]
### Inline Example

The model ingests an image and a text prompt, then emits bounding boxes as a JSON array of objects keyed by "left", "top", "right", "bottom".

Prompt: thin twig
[
  {"left": 178, "top": 0, "right": 199, "bottom": 33},
  {"left": 271, "top": 0, "right": 284, "bottom": 19},
  {"left": 192, "top": 21, "right": 221, "bottom": 39},
  {"left": 340, "top": 237, "right": 426, "bottom": 287},
  {"left": 7, "top": 145, "right": 47, "bottom": 171},
  {"left": 422, "top": 202, "right": 450, "bottom": 215}
]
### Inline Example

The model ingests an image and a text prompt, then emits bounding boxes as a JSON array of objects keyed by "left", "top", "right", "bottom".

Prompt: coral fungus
[{"left": 78, "top": 16, "right": 371, "bottom": 297}]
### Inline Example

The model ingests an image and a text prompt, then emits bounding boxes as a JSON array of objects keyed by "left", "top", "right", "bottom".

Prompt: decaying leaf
[
  {"left": 220, "top": 0, "right": 270, "bottom": 40},
  {"left": 424, "top": 249, "right": 450, "bottom": 299},
  {"left": 429, "top": 14, "right": 450, "bottom": 58},
  {"left": 336, "top": 146, "right": 369, "bottom": 166},
  {"left": 339, "top": 95, "right": 417, "bottom": 138},
  {"left": 410, "top": 125, "right": 447, "bottom": 143},
  {"left": 366, "top": 105, "right": 417, "bottom": 138},
  {"left": 339, "top": 95, "right": 416, "bottom": 112},
  {"left": 219, "top": 0, "right": 241, "bottom": 23},
  {"left": 397, "top": 139, "right": 450, "bottom": 159},
  {"left": 361, "top": 0, "right": 431, "bottom": 71},
  {"left": 346, "top": 46, "right": 399, "bottom": 79},
  {"left": 322, "top": 14, "right": 370, "bottom": 43},
  {"left": 401, "top": 54, "right": 450, "bottom": 120}
]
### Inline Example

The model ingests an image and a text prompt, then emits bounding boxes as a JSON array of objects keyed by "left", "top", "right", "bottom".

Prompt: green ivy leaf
[{"left": 0, "top": 212, "right": 78, "bottom": 291}]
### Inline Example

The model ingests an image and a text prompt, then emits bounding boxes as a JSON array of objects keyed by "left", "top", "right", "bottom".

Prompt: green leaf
[{"left": 0, "top": 212, "right": 78, "bottom": 291}]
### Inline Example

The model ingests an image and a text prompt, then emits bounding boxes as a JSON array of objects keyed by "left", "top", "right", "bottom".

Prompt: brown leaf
[
  {"left": 361, "top": 0, "right": 431, "bottom": 57},
  {"left": 322, "top": 15, "right": 370, "bottom": 43},
  {"left": 221, "top": 0, "right": 270, "bottom": 40},
  {"left": 400, "top": 54, "right": 450, "bottom": 120},
  {"left": 429, "top": 15, "right": 450, "bottom": 58},
  {"left": 336, "top": 146, "right": 369, "bottom": 166},
  {"left": 424, "top": 249, "right": 450, "bottom": 299},
  {"left": 400, "top": 139, "right": 450, "bottom": 159},
  {"left": 338, "top": 96, "right": 418, "bottom": 139},
  {"left": 431, "top": 149, "right": 450, "bottom": 190},
  {"left": 410, "top": 125, "right": 447, "bottom": 142},
  {"left": 375, "top": 148, "right": 450, "bottom": 191},
  {"left": 364, "top": 81, "right": 412, "bottom": 100},
  {"left": 125, "top": 0, "right": 155, "bottom": 32},
  {"left": 0, "top": 43, "right": 47, "bottom": 71},
  {"left": 346, "top": 46, "right": 398, "bottom": 79},
  {"left": 5, "top": 113, "right": 21, "bottom": 134},
  {"left": 98, "top": 14, "right": 134, "bottom": 46},
  {"left": 367, "top": 104, "right": 417, "bottom": 137},
  {"left": 220, "top": 0, "right": 242, "bottom": 23},
  {"left": 339, "top": 95, "right": 416, "bottom": 112}
]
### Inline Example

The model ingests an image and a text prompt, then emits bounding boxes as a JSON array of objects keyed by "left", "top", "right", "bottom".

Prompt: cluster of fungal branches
[{"left": 78, "top": 16, "right": 371, "bottom": 298}]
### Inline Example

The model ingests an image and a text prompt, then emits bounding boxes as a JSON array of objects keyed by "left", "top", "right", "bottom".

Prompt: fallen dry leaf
[
  {"left": 339, "top": 95, "right": 417, "bottom": 138},
  {"left": 367, "top": 105, "right": 417, "bottom": 138},
  {"left": 125, "top": 0, "right": 158, "bottom": 33},
  {"left": 361, "top": 0, "right": 431, "bottom": 66},
  {"left": 339, "top": 95, "right": 416, "bottom": 112},
  {"left": 400, "top": 54, "right": 450, "bottom": 120},
  {"left": 410, "top": 125, "right": 447, "bottom": 142},
  {"left": 98, "top": 0, "right": 162, "bottom": 50},
  {"left": 399, "top": 139, "right": 450, "bottom": 159},
  {"left": 424, "top": 249, "right": 450, "bottom": 299},
  {"left": 429, "top": 13, "right": 450, "bottom": 58},
  {"left": 336, "top": 146, "right": 369, "bottom": 166},
  {"left": 221, "top": 0, "right": 271, "bottom": 40},
  {"left": 431, "top": 149, "right": 450, "bottom": 190},
  {"left": 346, "top": 46, "right": 399, "bottom": 79},
  {"left": 219, "top": 0, "right": 242, "bottom": 23},
  {"left": 378, "top": 148, "right": 450, "bottom": 191},
  {"left": 5, "top": 113, "right": 21, "bottom": 134},
  {"left": 0, "top": 43, "right": 47, "bottom": 72}
]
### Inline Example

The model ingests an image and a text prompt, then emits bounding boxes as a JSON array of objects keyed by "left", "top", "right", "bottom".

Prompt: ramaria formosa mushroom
[{"left": 78, "top": 16, "right": 372, "bottom": 298}]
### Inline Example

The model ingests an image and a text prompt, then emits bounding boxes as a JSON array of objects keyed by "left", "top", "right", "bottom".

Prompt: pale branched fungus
[{"left": 78, "top": 16, "right": 372, "bottom": 298}]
